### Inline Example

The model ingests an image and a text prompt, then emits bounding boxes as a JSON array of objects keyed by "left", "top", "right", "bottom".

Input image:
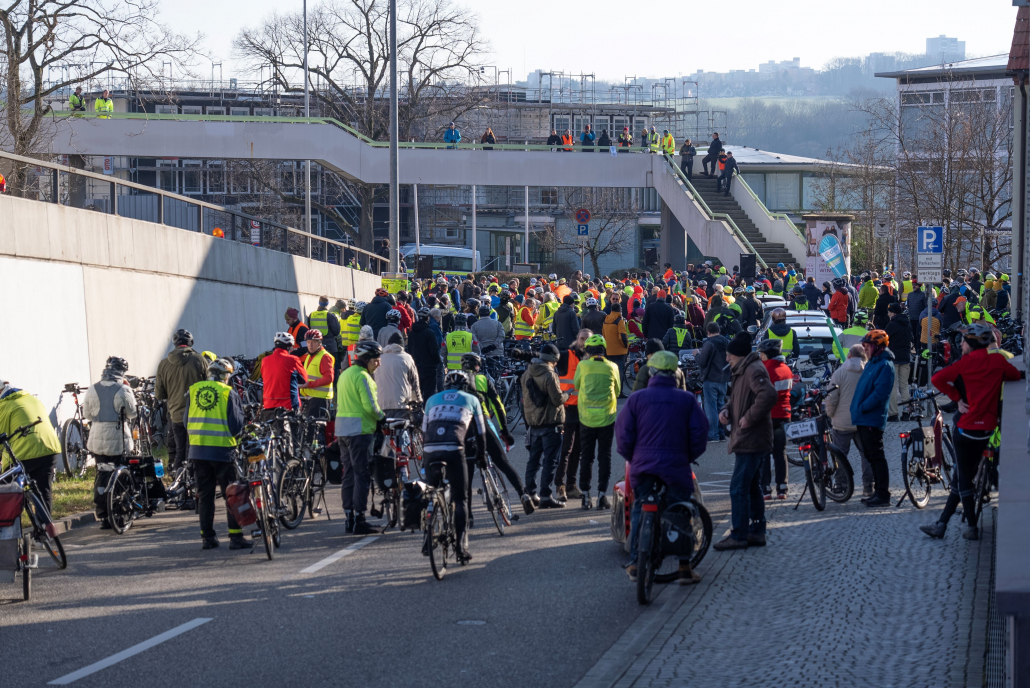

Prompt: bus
[{"left": 400, "top": 243, "right": 481, "bottom": 276}]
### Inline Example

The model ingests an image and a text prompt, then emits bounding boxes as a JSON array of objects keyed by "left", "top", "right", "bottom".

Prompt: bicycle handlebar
[{"left": 0, "top": 417, "right": 43, "bottom": 445}]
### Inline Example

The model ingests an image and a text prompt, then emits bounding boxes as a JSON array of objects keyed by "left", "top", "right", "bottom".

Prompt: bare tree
[
  {"left": 0, "top": 0, "right": 199, "bottom": 191},
  {"left": 233, "top": 0, "right": 487, "bottom": 250},
  {"left": 541, "top": 187, "right": 639, "bottom": 277}
]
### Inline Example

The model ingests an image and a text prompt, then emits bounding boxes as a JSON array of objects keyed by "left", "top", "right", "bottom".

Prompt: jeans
[
  {"left": 341, "top": 433, "right": 374, "bottom": 514},
  {"left": 608, "top": 354, "right": 627, "bottom": 395},
  {"left": 579, "top": 422, "right": 615, "bottom": 493},
  {"left": 702, "top": 152, "right": 717, "bottom": 175},
  {"left": 831, "top": 429, "right": 871, "bottom": 488},
  {"left": 702, "top": 381, "right": 727, "bottom": 440},
  {"left": 556, "top": 405, "right": 581, "bottom": 488},
  {"left": 761, "top": 418, "right": 788, "bottom": 492},
  {"left": 628, "top": 476, "right": 693, "bottom": 566},
  {"left": 939, "top": 430, "right": 991, "bottom": 528},
  {"left": 525, "top": 425, "right": 563, "bottom": 498},
  {"left": 889, "top": 363, "right": 911, "bottom": 417},
  {"left": 22, "top": 454, "right": 57, "bottom": 515},
  {"left": 717, "top": 173, "right": 732, "bottom": 194},
  {"left": 854, "top": 426, "right": 889, "bottom": 499},
  {"left": 193, "top": 459, "right": 241, "bottom": 538},
  {"left": 680, "top": 158, "right": 694, "bottom": 180},
  {"left": 730, "top": 451, "right": 766, "bottom": 540}
]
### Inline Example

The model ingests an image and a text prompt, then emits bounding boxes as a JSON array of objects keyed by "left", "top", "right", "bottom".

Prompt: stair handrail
[
  {"left": 665, "top": 158, "right": 768, "bottom": 269},
  {"left": 733, "top": 174, "right": 807, "bottom": 243}
]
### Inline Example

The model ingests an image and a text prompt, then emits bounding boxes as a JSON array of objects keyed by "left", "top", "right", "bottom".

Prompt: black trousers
[
  {"left": 556, "top": 405, "right": 581, "bottom": 489},
  {"left": 702, "top": 152, "right": 718, "bottom": 175},
  {"left": 717, "top": 172, "right": 732, "bottom": 194},
  {"left": 425, "top": 449, "right": 469, "bottom": 551},
  {"left": 170, "top": 422, "right": 189, "bottom": 471},
  {"left": 417, "top": 366, "right": 438, "bottom": 402},
  {"left": 341, "top": 433, "right": 374, "bottom": 514},
  {"left": 193, "top": 459, "right": 241, "bottom": 538},
  {"left": 579, "top": 422, "right": 615, "bottom": 493},
  {"left": 22, "top": 454, "right": 57, "bottom": 515},
  {"left": 482, "top": 423, "right": 524, "bottom": 495},
  {"left": 940, "top": 431, "right": 991, "bottom": 528},
  {"left": 761, "top": 418, "right": 789, "bottom": 491},
  {"left": 93, "top": 454, "right": 125, "bottom": 519},
  {"left": 855, "top": 425, "right": 890, "bottom": 499},
  {"left": 680, "top": 157, "right": 694, "bottom": 179}
]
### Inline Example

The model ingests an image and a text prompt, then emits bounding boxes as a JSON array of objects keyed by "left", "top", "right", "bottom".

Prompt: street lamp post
[
  {"left": 303, "top": 0, "right": 312, "bottom": 238},
  {"left": 388, "top": 0, "right": 400, "bottom": 272}
]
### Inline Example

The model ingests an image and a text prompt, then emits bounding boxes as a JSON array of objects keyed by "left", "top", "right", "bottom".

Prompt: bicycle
[
  {"left": 422, "top": 460, "right": 462, "bottom": 580},
  {"left": 897, "top": 387, "right": 956, "bottom": 509},
  {"left": 475, "top": 441, "right": 514, "bottom": 536},
  {"left": 969, "top": 427, "right": 1001, "bottom": 534},
  {"left": 265, "top": 410, "right": 304, "bottom": 531},
  {"left": 372, "top": 413, "right": 421, "bottom": 532},
  {"left": 785, "top": 387, "right": 854, "bottom": 511},
  {"left": 58, "top": 383, "right": 91, "bottom": 478},
  {"left": 239, "top": 423, "right": 282, "bottom": 559}
]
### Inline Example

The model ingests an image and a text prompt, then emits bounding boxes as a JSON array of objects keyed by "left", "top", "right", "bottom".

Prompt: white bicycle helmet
[{"left": 274, "top": 332, "right": 295, "bottom": 347}]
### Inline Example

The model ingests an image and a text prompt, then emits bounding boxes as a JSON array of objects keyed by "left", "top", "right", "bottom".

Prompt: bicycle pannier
[
  {"left": 324, "top": 441, "right": 343, "bottom": 485},
  {"left": 401, "top": 481, "right": 429, "bottom": 530},
  {"left": 225, "top": 482, "right": 257, "bottom": 527},
  {"left": 0, "top": 483, "right": 24, "bottom": 528},
  {"left": 659, "top": 503, "right": 696, "bottom": 559}
]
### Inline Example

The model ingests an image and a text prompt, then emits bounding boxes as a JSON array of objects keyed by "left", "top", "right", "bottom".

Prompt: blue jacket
[
  {"left": 850, "top": 348, "right": 895, "bottom": 429},
  {"left": 443, "top": 128, "right": 461, "bottom": 144},
  {"left": 615, "top": 375, "right": 708, "bottom": 494}
]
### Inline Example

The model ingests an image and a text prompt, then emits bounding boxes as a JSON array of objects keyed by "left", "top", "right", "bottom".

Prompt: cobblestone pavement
[{"left": 576, "top": 423, "right": 995, "bottom": 688}]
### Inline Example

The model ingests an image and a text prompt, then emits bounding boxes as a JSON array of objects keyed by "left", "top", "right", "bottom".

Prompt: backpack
[{"left": 524, "top": 374, "right": 548, "bottom": 409}]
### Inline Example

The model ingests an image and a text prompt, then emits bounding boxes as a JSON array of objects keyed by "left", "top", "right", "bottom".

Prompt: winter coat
[
  {"left": 375, "top": 344, "right": 422, "bottom": 410},
  {"left": 722, "top": 352, "right": 776, "bottom": 454},
  {"left": 553, "top": 304, "right": 581, "bottom": 349},
  {"left": 616, "top": 374, "right": 708, "bottom": 494},
  {"left": 740, "top": 295, "right": 764, "bottom": 328},
  {"left": 521, "top": 360, "right": 566, "bottom": 427},
  {"left": 360, "top": 295, "right": 392, "bottom": 337},
  {"left": 802, "top": 283, "right": 823, "bottom": 309},
  {"left": 83, "top": 375, "right": 137, "bottom": 456},
  {"left": 602, "top": 312, "right": 630, "bottom": 355},
  {"left": 707, "top": 137, "right": 724, "bottom": 157},
  {"left": 850, "top": 348, "right": 895, "bottom": 429},
  {"left": 824, "top": 356, "right": 865, "bottom": 432},
  {"left": 470, "top": 317, "right": 505, "bottom": 357},
  {"left": 873, "top": 292, "right": 897, "bottom": 330},
  {"left": 884, "top": 312, "right": 912, "bottom": 365},
  {"left": 858, "top": 280, "right": 878, "bottom": 309},
  {"left": 696, "top": 334, "right": 730, "bottom": 384},
  {"left": 154, "top": 346, "right": 208, "bottom": 423},
  {"left": 829, "top": 290, "right": 849, "bottom": 322},
  {"left": 407, "top": 319, "right": 442, "bottom": 371},
  {"left": 642, "top": 299, "right": 675, "bottom": 340},
  {"left": 906, "top": 289, "right": 928, "bottom": 320},
  {"left": 581, "top": 307, "right": 607, "bottom": 336},
  {"left": 377, "top": 324, "right": 406, "bottom": 348},
  {"left": 597, "top": 131, "right": 612, "bottom": 147},
  {"left": 632, "top": 365, "right": 687, "bottom": 393},
  {"left": 0, "top": 390, "right": 62, "bottom": 465}
]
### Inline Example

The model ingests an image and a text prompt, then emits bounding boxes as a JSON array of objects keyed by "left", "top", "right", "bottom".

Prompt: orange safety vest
[
  {"left": 718, "top": 158, "right": 726, "bottom": 172},
  {"left": 559, "top": 349, "right": 580, "bottom": 406},
  {"left": 562, "top": 134, "right": 573, "bottom": 151},
  {"left": 288, "top": 321, "right": 305, "bottom": 345}
]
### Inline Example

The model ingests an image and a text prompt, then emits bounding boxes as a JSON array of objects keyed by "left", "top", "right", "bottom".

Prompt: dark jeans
[
  {"left": 939, "top": 431, "right": 991, "bottom": 528},
  {"left": 170, "top": 422, "right": 189, "bottom": 471},
  {"left": 424, "top": 449, "right": 469, "bottom": 551},
  {"left": 629, "top": 476, "right": 693, "bottom": 566},
  {"left": 417, "top": 366, "right": 439, "bottom": 402},
  {"left": 341, "top": 433, "right": 374, "bottom": 514},
  {"left": 854, "top": 425, "right": 890, "bottom": 499},
  {"left": 22, "top": 454, "right": 57, "bottom": 515},
  {"left": 608, "top": 354, "right": 627, "bottom": 395},
  {"left": 556, "top": 405, "right": 581, "bottom": 488},
  {"left": 717, "top": 173, "right": 732, "bottom": 194},
  {"left": 701, "top": 152, "right": 717, "bottom": 175},
  {"left": 680, "top": 157, "right": 694, "bottom": 179},
  {"left": 702, "top": 381, "right": 727, "bottom": 441},
  {"left": 761, "top": 418, "right": 789, "bottom": 492},
  {"left": 193, "top": 459, "right": 241, "bottom": 538},
  {"left": 525, "top": 425, "right": 563, "bottom": 498},
  {"left": 730, "top": 451, "right": 766, "bottom": 540},
  {"left": 579, "top": 422, "right": 615, "bottom": 493}
]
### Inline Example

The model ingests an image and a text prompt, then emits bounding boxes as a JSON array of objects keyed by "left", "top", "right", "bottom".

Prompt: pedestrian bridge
[{"left": 49, "top": 113, "right": 805, "bottom": 268}]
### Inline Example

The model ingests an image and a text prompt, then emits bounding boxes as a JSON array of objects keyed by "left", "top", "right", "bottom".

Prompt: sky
[{"left": 160, "top": 0, "right": 1017, "bottom": 82}]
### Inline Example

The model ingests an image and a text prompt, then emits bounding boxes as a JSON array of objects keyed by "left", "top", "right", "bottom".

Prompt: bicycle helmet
[
  {"left": 417, "top": 306, "right": 431, "bottom": 319},
  {"left": 861, "top": 329, "right": 889, "bottom": 348},
  {"left": 478, "top": 305, "right": 491, "bottom": 317},
  {"left": 548, "top": 273, "right": 557, "bottom": 280},
  {"left": 274, "top": 332, "right": 295, "bottom": 347},
  {"left": 460, "top": 352, "right": 482, "bottom": 371},
  {"left": 942, "top": 268, "right": 952, "bottom": 278},
  {"left": 304, "top": 329, "right": 322, "bottom": 341},
  {"left": 353, "top": 300, "right": 367, "bottom": 314},
  {"left": 646, "top": 350, "right": 678, "bottom": 374},
  {"left": 453, "top": 313, "right": 469, "bottom": 328},
  {"left": 792, "top": 285, "right": 804, "bottom": 295},
  {"left": 902, "top": 271, "right": 912, "bottom": 279},
  {"left": 445, "top": 369, "right": 473, "bottom": 390},
  {"left": 674, "top": 313, "right": 686, "bottom": 325},
  {"left": 172, "top": 328, "right": 194, "bottom": 347},
  {"left": 353, "top": 340, "right": 383, "bottom": 360},
  {"left": 757, "top": 338, "right": 782, "bottom": 355},
  {"left": 832, "top": 277, "right": 845, "bottom": 289},
  {"left": 385, "top": 309, "right": 402, "bottom": 324},
  {"left": 208, "top": 358, "right": 234, "bottom": 379},
  {"left": 105, "top": 356, "right": 129, "bottom": 374},
  {"left": 854, "top": 311, "right": 869, "bottom": 323},
  {"left": 585, "top": 297, "right": 599, "bottom": 307},
  {"left": 960, "top": 322, "right": 994, "bottom": 348},
  {"left": 465, "top": 298, "right": 480, "bottom": 310},
  {"left": 771, "top": 307, "right": 787, "bottom": 322},
  {"left": 201, "top": 351, "right": 217, "bottom": 362}
]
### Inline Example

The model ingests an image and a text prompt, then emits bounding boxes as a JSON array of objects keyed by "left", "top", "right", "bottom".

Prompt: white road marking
[
  {"left": 48, "top": 618, "right": 212, "bottom": 685},
  {"left": 298, "top": 536, "right": 378, "bottom": 574}
]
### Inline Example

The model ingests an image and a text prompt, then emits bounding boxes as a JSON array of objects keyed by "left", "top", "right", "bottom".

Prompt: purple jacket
[{"left": 616, "top": 374, "right": 709, "bottom": 494}]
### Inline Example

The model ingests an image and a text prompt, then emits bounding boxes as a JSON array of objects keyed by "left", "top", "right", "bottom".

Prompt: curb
[{"left": 53, "top": 510, "right": 96, "bottom": 535}]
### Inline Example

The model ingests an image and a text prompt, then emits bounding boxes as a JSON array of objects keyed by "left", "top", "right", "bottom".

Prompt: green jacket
[
  {"left": 0, "top": 390, "right": 62, "bottom": 467},
  {"left": 335, "top": 364, "right": 384, "bottom": 436},
  {"left": 858, "top": 280, "right": 878, "bottom": 309},
  {"left": 155, "top": 347, "right": 209, "bottom": 423},
  {"left": 572, "top": 355, "right": 621, "bottom": 428}
]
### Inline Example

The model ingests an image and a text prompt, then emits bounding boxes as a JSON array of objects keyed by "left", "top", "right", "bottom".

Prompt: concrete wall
[
  {"left": 0, "top": 194, "right": 378, "bottom": 414},
  {"left": 731, "top": 179, "right": 807, "bottom": 261}
]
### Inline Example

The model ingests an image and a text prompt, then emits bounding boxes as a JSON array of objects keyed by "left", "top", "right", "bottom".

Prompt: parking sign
[{"left": 917, "top": 226, "right": 943, "bottom": 254}]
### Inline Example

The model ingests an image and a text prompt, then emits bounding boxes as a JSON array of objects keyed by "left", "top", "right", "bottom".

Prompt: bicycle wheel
[
  {"left": 825, "top": 449, "right": 854, "bottom": 503},
  {"left": 257, "top": 491, "right": 274, "bottom": 561},
  {"left": 806, "top": 452, "right": 826, "bottom": 511},
  {"left": 428, "top": 494, "right": 448, "bottom": 580},
  {"left": 60, "top": 418, "right": 86, "bottom": 477},
  {"left": 481, "top": 469, "right": 504, "bottom": 536},
  {"left": 901, "top": 442, "right": 931, "bottom": 509},
  {"left": 25, "top": 491, "right": 67, "bottom": 569},
  {"left": 490, "top": 466, "right": 513, "bottom": 528},
  {"left": 21, "top": 536, "right": 31, "bottom": 601},
  {"left": 972, "top": 459, "right": 989, "bottom": 531},
  {"left": 787, "top": 446, "right": 805, "bottom": 468},
  {"left": 939, "top": 436, "right": 957, "bottom": 492},
  {"left": 307, "top": 453, "right": 326, "bottom": 518},
  {"left": 276, "top": 459, "right": 306, "bottom": 530},
  {"left": 106, "top": 467, "right": 136, "bottom": 534},
  {"left": 636, "top": 511, "right": 657, "bottom": 605}
]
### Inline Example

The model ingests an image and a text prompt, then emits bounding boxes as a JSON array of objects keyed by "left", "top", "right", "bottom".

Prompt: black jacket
[
  {"left": 906, "top": 289, "right": 927, "bottom": 320},
  {"left": 884, "top": 312, "right": 912, "bottom": 366},
  {"left": 721, "top": 156, "right": 739, "bottom": 176},
  {"left": 697, "top": 334, "right": 730, "bottom": 384},
  {"left": 740, "top": 295, "right": 764, "bottom": 328},
  {"left": 581, "top": 307, "right": 607, "bottom": 336},
  {"left": 407, "top": 319, "right": 442, "bottom": 371},
  {"left": 707, "top": 137, "right": 724, "bottom": 157},
  {"left": 597, "top": 131, "right": 611, "bottom": 147},
  {"left": 802, "top": 283, "right": 823, "bottom": 309},
  {"left": 546, "top": 134, "right": 561, "bottom": 146},
  {"left": 642, "top": 300, "right": 675, "bottom": 340},
  {"left": 360, "top": 295, "right": 392, "bottom": 338},
  {"left": 873, "top": 292, "right": 897, "bottom": 330},
  {"left": 553, "top": 304, "right": 581, "bottom": 349}
]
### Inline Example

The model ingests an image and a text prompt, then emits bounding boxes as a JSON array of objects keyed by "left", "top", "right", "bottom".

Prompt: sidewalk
[{"left": 576, "top": 428, "right": 997, "bottom": 688}]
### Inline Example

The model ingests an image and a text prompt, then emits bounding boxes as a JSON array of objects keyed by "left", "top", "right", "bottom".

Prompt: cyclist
[
  {"left": 261, "top": 332, "right": 308, "bottom": 417},
  {"left": 422, "top": 369, "right": 488, "bottom": 563},
  {"left": 184, "top": 358, "right": 251, "bottom": 550},
  {"left": 84, "top": 357, "right": 138, "bottom": 529},
  {"left": 336, "top": 339, "right": 385, "bottom": 535},
  {"left": 0, "top": 379, "right": 62, "bottom": 513},
  {"left": 377, "top": 309, "right": 406, "bottom": 347},
  {"left": 298, "top": 329, "right": 335, "bottom": 424},
  {"left": 460, "top": 353, "right": 533, "bottom": 515},
  {"left": 155, "top": 328, "right": 208, "bottom": 492},
  {"left": 920, "top": 323, "right": 1021, "bottom": 540},
  {"left": 615, "top": 351, "right": 708, "bottom": 584},
  {"left": 763, "top": 308, "right": 798, "bottom": 355}
]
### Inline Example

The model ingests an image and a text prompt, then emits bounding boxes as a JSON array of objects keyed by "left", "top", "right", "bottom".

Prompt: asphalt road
[{"left": 1, "top": 402, "right": 737, "bottom": 688}]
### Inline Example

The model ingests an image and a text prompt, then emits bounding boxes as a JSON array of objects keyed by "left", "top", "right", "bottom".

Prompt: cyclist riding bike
[
  {"left": 422, "top": 370, "right": 488, "bottom": 563},
  {"left": 920, "top": 322, "right": 1022, "bottom": 540},
  {"left": 615, "top": 351, "right": 709, "bottom": 585},
  {"left": 460, "top": 352, "right": 534, "bottom": 515}
]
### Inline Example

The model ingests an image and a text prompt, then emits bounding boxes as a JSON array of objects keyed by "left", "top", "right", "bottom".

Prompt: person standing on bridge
[
  {"left": 618, "top": 126, "right": 633, "bottom": 149},
  {"left": 661, "top": 129, "right": 676, "bottom": 161},
  {"left": 580, "top": 124, "right": 596, "bottom": 152},
  {"left": 702, "top": 132, "right": 724, "bottom": 177},
  {"left": 680, "top": 139, "right": 696, "bottom": 179},
  {"left": 647, "top": 126, "right": 660, "bottom": 154},
  {"left": 716, "top": 150, "right": 738, "bottom": 196},
  {"left": 94, "top": 89, "right": 114, "bottom": 119},
  {"left": 547, "top": 129, "right": 561, "bottom": 151},
  {"left": 444, "top": 122, "right": 461, "bottom": 148},
  {"left": 69, "top": 86, "right": 86, "bottom": 114}
]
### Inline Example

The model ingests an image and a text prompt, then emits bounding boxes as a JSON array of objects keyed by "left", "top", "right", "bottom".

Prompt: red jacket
[
  {"left": 828, "top": 290, "right": 849, "bottom": 322},
  {"left": 931, "top": 347, "right": 1020, "bottom": 432},
  {"left": 398, "top": 303, "right": 415, "bottom": 333},
  {"left": 763, "top": 358, "right": 793, "bottom": 419},
  {"left": 261, "top": 347, "right": 308, "bottom": 410}
]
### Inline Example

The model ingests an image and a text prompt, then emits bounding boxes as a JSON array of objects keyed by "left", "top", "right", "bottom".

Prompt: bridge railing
[{"left": 0, "top": 149, "right": 388, "bottom": 274}]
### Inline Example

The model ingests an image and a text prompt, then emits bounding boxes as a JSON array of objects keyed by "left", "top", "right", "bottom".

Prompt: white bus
[{"left": 400, "top": 243, "right": 481, "bottom": 276}]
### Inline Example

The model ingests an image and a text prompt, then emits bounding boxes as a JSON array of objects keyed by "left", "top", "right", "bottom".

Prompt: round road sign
[{"left": 575, "top": 208, "right": 591, "bottom": 224}]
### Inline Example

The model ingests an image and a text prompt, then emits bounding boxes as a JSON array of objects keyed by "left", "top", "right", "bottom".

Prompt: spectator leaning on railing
[{"left": 444, "top": 122, "right": 461, "bottom": 148}]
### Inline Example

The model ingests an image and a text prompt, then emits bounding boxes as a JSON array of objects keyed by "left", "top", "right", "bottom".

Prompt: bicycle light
[{"left": 899, "top": 432, "right": 910, "bottom": 439}]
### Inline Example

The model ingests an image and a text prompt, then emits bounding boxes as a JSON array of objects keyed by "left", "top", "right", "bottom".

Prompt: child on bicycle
[{"left": 920, "top": 323, "right": 1021, "bottom": 540}]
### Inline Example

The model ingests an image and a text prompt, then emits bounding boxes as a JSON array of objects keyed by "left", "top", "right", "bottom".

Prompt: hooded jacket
[
  {"left": 521, "top": 360, "right": 566, "bottom": 427},
  {"left": 155, "top": 346, "right": 208, "bottom": 423},
  {"left": 377, "top": 323, "right": 405, "bottom": 348},
  {"left": 850, "top": 348, "right": 895, "bottom": 429},
  {"left": 765, "top": 321, "right": 799, "bottom": 353},
  {"left": 696, "top": 333, "right": 730, "bottom": 384},
  {"left": 616, "top": 374, "right": 708, "bottom": 494},
  {"left": 0, "top": 389, "right": 62, "bottom": 465},
  {"left": 83, "top": 372, "right": 137, "bottom": 456},
  {"left": 553, "top": 303, "right": 581, "bottom": 349},
  {"left": 884, "top": 312, "right": 912, "bottom": 365},
  {"left": 376, "top": 344, "right": 422, "bottom": 411},
  {"left": 824, "top": 356, "right": 865, "bottom": 432},
  {"left": 802, "top": 283, "right": 822, "bottom": 308},
  {"left": 407, "top": 319, "right": 442, "bottom": 371},
  {"left": 858, "top": 280, "right": 878, "bottom": 309},
  {"left": 360, "top": 294, "right": 392, "bottom": 337},
  {"left": 722, "top": 351, "right": 777, "bottom": 454}
]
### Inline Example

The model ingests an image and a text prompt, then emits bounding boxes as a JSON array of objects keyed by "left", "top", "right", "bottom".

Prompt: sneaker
[
  {"left": 747, "top": 533, "right": 767, "bottom": 547},
  {"left": 353, "top": 518, "right": 376, "bottom": 535},
  {"left": 201, "top": 536, "right": 220, "bottom": 550},
  {"left": 597, "top": 494, "right": 611, "bottom": 510},
  {"left": 581, "top": 494, "right": 592, "bottom": 510},
  {"left": 887, "top": 415, "right": 900, "bottom": 423},
  {"left": 457, "top": 549, "right": 473, "bottom": 564},
  {"left": 678, "top": 563, "right": 701, "bottom": 585},
  {"left": 566, "top": 486, "right": 584, "bottom": 499},
  {"left": 762, "top": 489, "right": 772, "bottom": 501},
  {"left": 919, "top": 522, "right": 947, "bottom": 539},
  {"left": 713, "top": 536, "right": 748, "bottom": 551},
  {"left": 864, "top": 495, "right": 891, "bottom": 508},
  {"left": 776, "top": 484, "right": 788, "bottom": 499},
  {"left": 962, "top": 527, "right": 980, "bottom": 541},
  {"left": 555, "top": 485, "right": 567, "bottom": 501},
  {"left": 530, "top": 493, "right": 541, "bottom": 508},
  {"left": 521, "top": 493, "right": 536, "bottom": 515},
  {"left": 539, "top": 497, "right": 565, "bottom": 509},
  {"left": 229, "top": 535, "right": 254, "bottom": 550},
  {"left": 862, "top": 485, "right": 875, "bottom": 499},
  {"left": 626, "top": 565, "right": 638, "bottom": 582}
]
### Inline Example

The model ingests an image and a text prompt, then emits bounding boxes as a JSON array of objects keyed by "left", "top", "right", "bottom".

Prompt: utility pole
[
  {"left": 524, "top": 186, "right": 530, "bottom": 264},
  {"left": 471, "top": 185, "right": 477, "bottom": 272},
  {"left": 303, "top": 0, "right": 312, "bottom": 237},
  {"left": 388, "top": 0, "right": 400, "bottom": 273}
]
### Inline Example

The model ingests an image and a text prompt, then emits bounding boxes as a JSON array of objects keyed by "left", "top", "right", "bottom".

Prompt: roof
[
  {"left": 875, "top": 54, "right": 1010, "bottom": 79},
  {"left": 1009, "top": 7, "right": 1029, "bottom": 74},
  {"left": 706, "top": 145, "right": 842, "bottom": 170}
]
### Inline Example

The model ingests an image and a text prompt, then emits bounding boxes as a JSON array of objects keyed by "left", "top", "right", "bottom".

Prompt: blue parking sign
[
  {"left": 917, "top": 226, "right": 943, "bottom": 254},
  {"left": 577, "top": 224, "right": 589, "bottom": 236}
]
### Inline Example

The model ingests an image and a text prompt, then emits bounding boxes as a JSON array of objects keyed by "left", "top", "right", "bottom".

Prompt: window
[
  {"left": 951, "top": 88, "right": 996, "bottom": 103},
  {"left": 901, "top": 91, "right": 944, "bottom": 105},
  {"left": 279, "top": 163, "right": 296, "bottom": 195},
  {"left": 230, "top": 168, "right": 249, "bottom": 194},
  {"left": 433, "top": 255, "right": 472, "bottom": 271},
  {"left": 207, "top": 161, "right": 225, "bottom": 194},
  {"left": 181, "top": 106, "right": 202, "bottom": 115},
  {"left": 741, "top": 173, "right": 765, "bottom": 204},
  {"left": 253, "top": 107, "right": 273, "bottom": 117},
  {"left": 155, "top": 105, "right": 177, "bottom": 114},
  {"left": 444, "top": 227, "right": 460, "bottom": 239},
  {"left": 230, "top": 107, "right": 250, "bottom": 116},
  {"left": 157, "top": 159, "right": 178, "bottom": 192},
  {"left": 592, "top": 115, "right": 612, "bottom": 135},
  {"left": 765, "top": 173, "right": 799, "bottom": 211},
  {"left": 541, "top": 188, "right": 557, "bottom": 205},
  {"left": 612, "top": 116, "right": 630, "bottom": 134},
  {"left": 182, "top": 160, "right": 202, "bottom": 194},
  {"left": 206, "top": 106, "right": 226, "bottom": 115},
  {"left": 552, "top": 115, "right": 570, "bottom": 134}
]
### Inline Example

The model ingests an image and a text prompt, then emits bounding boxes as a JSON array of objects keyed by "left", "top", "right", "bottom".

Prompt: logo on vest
[{"left": 196, "top": 387, "right": 219, "bottom": 411}]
